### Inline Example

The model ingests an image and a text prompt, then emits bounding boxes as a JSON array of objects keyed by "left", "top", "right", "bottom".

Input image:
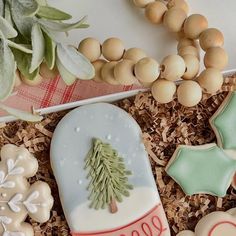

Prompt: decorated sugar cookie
[
  {"left": 0, "top": 144, "right": 53, "bottom": 236},
  {"left": 50, "top": 103, "right": 170, "bottom": 236},
  {"left": 210, "top": 91, "right": 236, "bottom": 154},
  {"left": 166, "top": 143, "right": 236, "bottom": 196},
  {"left": 177, "top": 208, "right": 236, "bottom": 236}
]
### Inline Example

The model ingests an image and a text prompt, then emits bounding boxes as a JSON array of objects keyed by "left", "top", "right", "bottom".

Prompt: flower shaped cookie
[{"left": 0, "top": 144, "right": 53, "bottom": 236}]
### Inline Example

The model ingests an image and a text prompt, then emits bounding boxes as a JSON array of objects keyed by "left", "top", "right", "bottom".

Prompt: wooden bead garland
[{"left": 78, "top": 0, "right": 228, "bottom": 107}]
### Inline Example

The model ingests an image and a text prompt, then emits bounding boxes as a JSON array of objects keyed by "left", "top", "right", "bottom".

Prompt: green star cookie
[
  {"left": 210, "top": 92, "right": 236, "bottom": 150},
  {"left": 166, "top": 143, "right": 236, "bottom": 197}
]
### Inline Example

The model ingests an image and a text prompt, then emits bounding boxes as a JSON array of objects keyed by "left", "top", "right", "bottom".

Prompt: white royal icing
[{"left": 51, "top": 103, "right": 161, "bottom": 232}]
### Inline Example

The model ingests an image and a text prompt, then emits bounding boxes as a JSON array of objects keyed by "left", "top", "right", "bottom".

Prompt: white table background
[{"left": 49, "top": 0, "right": 236, "bottom": 71}]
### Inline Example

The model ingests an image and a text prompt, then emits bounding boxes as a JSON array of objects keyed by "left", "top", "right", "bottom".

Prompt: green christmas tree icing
[{"left": 85, "top": 138, "right": 133, "bottom": 213}]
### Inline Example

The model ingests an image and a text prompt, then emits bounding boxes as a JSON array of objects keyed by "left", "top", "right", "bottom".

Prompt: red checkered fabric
[{"left": 3, "top": 76, "right": 139, "bottom": 116}]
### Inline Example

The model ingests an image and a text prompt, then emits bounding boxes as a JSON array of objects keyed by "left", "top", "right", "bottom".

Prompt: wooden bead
[
  {"left": 182, "top": 55, "right": 200, "bottom": 80},
  {"left": 15, "top": 70, "right": 22, "bottom": 87},
  {"left": 177, "top": 81, "right": 202, "bottom": 107},
  {"left": 197, "top": 68, "right": 224, "bottom": 94},
  {"left": 102, "top": 38, "right": 125, "bottom": 61},
  {"left": 177, "top": 38, "right": 197, "bottom": 51},
  {"left": 40, "top": 62, "right": 58, "bottom": 80},
  {"left": 178, "top": 46, "right": 200, "bottom": 59},
  {"left": 163, "top": 8, "right": 187, "bottom": 32},
  {"left": 21, "top": 74, "right": 43, "bottom": 86},
  {"left": 204, "top": 47, "right": 228, "bottom": 71},
  {"left": 134, "top": 57, "right": 160, "bottom": 83},
  {"left": 161, "top": 55, "right": 186, "bottom": 81},
  {"left": 167, "top": 0, "right": 189, "bottom": 14},
  {"left": 199, "top": 28, "right": 224, "bottom": 51},
  {"left": 175, "top": 29, "right": 186, "bottom": 41},
  {"left": 78, "top": 38, "right": 101, "bottom": 62},
  {"left": 141, "top": 81, "right": 153, "bottom": 88},
  {"left": 114, "top": 60, "right": 137, "bottom": 85},
  {"left": 133, "top": 0, "right": 154, "bottom": 8},
  {"left": 145, "top": 1, "right": 168, "bottom": 24},
  {"left": 184, "top": 14, "right": 208, "bottom": 39},
  {"left": 152, "top": 79, "right": 176, "bottom": 103},
  {"left": 123, "top": 48, "right": 146, "bottom": 63},
  {"left": 92, "top": 59, "right": 107, "bottom": 83},
  {"left": 101, "top": 61, "right": 119, "bottom": 85}
]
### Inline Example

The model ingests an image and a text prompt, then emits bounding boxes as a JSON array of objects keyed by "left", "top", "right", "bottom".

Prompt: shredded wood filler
[{"left": 1, "top": 75, "right": 236, "bottom": 235}]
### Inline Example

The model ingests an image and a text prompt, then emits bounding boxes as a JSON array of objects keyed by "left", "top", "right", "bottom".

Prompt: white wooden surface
[{"left": 48, "top": 0, "right": 236, "bottom": 70}]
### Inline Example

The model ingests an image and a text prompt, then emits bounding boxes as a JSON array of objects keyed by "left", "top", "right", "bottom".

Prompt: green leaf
[
  {"left": 0, "top": 15, "right": 17, "bottom": 38},
  {"left": 4, "top": 2, "right": 14, "bottom": 26},
  {"left": 0, "top": 40, "right": 16, "bottom": 101},
  {"left": 57, "top": 43, "right": 95, "bottom": 80},
  {"left": 38, "top": 16, "right": 88, "bottom": 32},
  {"left": 56, "top": 56, "right": 76, "bottom": 86},
  {"left": 14, "top": 0, "right": 39, "bottom": 17},
  {"left": 11, "top": 8, "right": 34, "bottom": 38},
  {"left": 13, "top": 49, "right": 39, "bottom": 80},
  {"left": 30, "top": 23, "right": 45, "bottom": 73},
  {"left": 0, "top": 103, "right": 43, "bottom": 122},
  {"left": 7, "top": 40, "right": 32, "bottom": 53},
  {"left": 0, "top": 0, "right": 4, "bottom": 17},
  {"left": 36, "top": 0, "right": 47, "bottom": 6},
  {"left": 43, "top": 31, "right": 56, "bottom": 69},
  {"left": 37, "top": 6, "right": 72, "bottom": 20}
]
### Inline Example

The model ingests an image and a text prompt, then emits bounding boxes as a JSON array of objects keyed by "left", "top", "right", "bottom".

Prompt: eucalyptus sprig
[{"left": 0, "top": 0, "right": 95, "bottom": 121}]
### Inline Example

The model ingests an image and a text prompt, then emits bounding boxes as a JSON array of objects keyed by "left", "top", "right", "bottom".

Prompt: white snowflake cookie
[{"left": 0, "top": 144, "right": 53, "bottom": 236}]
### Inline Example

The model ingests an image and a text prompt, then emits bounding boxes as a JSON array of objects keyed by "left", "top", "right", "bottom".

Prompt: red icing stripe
[
  {"left": 208, "top": 221, "right": 236, "bottom": 236},
  {"left": 71, "top": 204, "right": 169, "bottom": 236}
]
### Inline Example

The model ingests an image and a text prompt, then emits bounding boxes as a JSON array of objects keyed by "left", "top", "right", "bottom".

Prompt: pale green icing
[
  {"left": 212, "top": 92, "right": 236, "bottom": 149},
  {"left": 167, "top": 144, "right": 236, "bottom": 197}
]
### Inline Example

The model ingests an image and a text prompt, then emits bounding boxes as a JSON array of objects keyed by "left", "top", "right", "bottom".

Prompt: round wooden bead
[
  {"left": 92, "top": 59, "right": 107, "bottom": 83},
  {"left": 177, "top": 38, "right": 197, "bottom": 51},
  {"left": 124, "top": 48, "right": 147, "bottom": 63},
  {"left": 197, "top": 68, "right": 224, "bottom": 94},
  {"left": 167, "top": 0, "right": 189, "bottom": 14},
  {"left": 178, "top": 46, "right": 200, "bottom": 60},
  {"left": 133, "top": 0, "right": 154, "bottom": 8},
  {"left": 177, "top": 81, "right": 202, "bottom": 107},
  {"left": 175, "top": 29, "right": 186, "bottom": 41},
  {"left": 141, "top": 81, "right": 154, "bottom": 88},
  {"left": 182, "top": 55, "right": 200, "bottom": 80},
  {"left": 134, "top": 57, "right": 160, "bottom": 83},
  {"left": 145, "top": 1, "right": 168, "bottom": 24},
  {"left": 163, "top": 8, "right": 187, "bottom": 33},
  {"left": 199, "top": 28, "right": 224, "bottom": 51},
  {"left": 114, "top": 59, "right": 137, "bottom": 85},
  {"left": 21, "top": 74, "right": 43, "bottom": 86},
  {"left": 101, "top": 61, "right": 119, "bottom": 85},
  {"left": 161, "top": 55, "right": 186, "bottom": 81},
  {"left": 204, "top": 47, "right": 228, "bottom": 71},
  {"left": 184, "top": 14, "right": 208, "bottom": 39},
  {"left": 40, "top": 62, "right": 58, "bottom": 80},
  {"left": 102, "top": 38, "right": 125, "bottom": 61},
  {"left": 78, "top": 37, "right": 101, "bottom": 62},
  {"left": 152, "top": 79, "right": 176, "bottom": 103}
]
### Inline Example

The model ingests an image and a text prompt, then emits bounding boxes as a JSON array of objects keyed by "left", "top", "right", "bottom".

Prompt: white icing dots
[
  {"left": 0, "top": 206, "right": 5, "bottom": 210},
  {"left": 127, "top": 159, "right": 132, "bottom": 165},
  {"left": 1, "top": 193, "right": 7, "bottom": 198},
  {"left": 75, "top": 127, "right": 80, "bottom": 133},
  {"left": 77, "top": 180, "right": 83, "bottom": 185},
  {"left": 106, "top": 134, "right": 112, "bottom": 140}
]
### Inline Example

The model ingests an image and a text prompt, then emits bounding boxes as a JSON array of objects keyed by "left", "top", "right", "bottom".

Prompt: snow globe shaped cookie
[{"left": 50, "top": 103, "right": 170, "bottom": 236}]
